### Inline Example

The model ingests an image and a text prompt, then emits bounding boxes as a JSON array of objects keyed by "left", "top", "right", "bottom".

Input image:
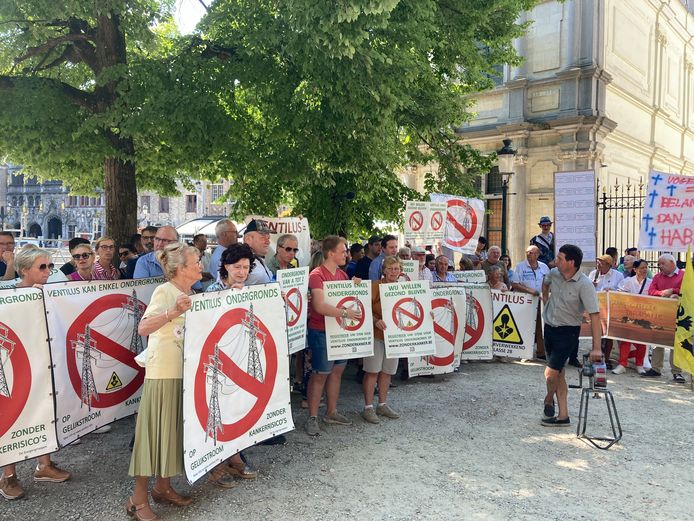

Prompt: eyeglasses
[
  {"left": 223, "top": 230, "right": 238, "bottom": 236},
  {"left": 72, "top": 253, "right": 93, "bottom": 260},
  {"left": 38, "top": 263, "right": 55, "bottom": 271},
  {"left": 142, "top": 235, "right": 155, "bottom": 241},
  {"left": 281, "top": 246, "right": 299, "bottom": 253},
  {"left": 98, "top": 244, "right": 115, "bottom": 250},
  {"left": 154, "top": 237, "right": 177, "bottom": 244}
]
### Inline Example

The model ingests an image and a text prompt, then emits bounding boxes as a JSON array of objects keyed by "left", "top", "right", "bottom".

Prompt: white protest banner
[
  {"left": 43, "top": 277, "right": 162, "bottom": 446},
  {"left": 430, "top": 194, "right": 485, "bottom": 254},
  {"left": 554, "top": 170, "right": 596, "bottom": 259},
  {"left": 408, "top": 285, "right": 467, "bottom": 377},
  {"left": 323, "top": 281, "right": 374, "bottom": 361},
  {"left": 399, "top": 260, "right": 419, "bottom": 282},
  {"left": 182, "top": 284, "right": 293, "bottom": 484},
  {"left": 245, "top": 215, "right": 311, "bottom": 267},
  {"left": 403, "top": 201, "right": 447, "bottom": 244},
  {"left": 276, "top": 267, "right": 309, "bottom": 354},
  {"left": 452, "top": 270, "right": 486, "bottom": 284},
  {"left": 404, "top": 201, "right": 429, "bottom": 243},
  {"left": 638, "top": 171, "right": 694, "bottom": 251},
  {"left": 380, "top": 280, "right": 435, "bottom": 358},
  {"left": 491, "top": 290, "right": 538, "bottom": 359},
  {"left": 0, "top": 288, "right": 59, "bottom": 467},
  {"left": 0, "top": 267, "right": 68, "bottom": 289},
  {"left": 455, "top": 283, "right": 493, "bottom": 360}
]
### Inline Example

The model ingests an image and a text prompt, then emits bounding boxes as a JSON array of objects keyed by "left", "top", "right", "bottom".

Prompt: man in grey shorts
[{"left": 541, "top": 244, "right": 602, "bottom": 427}]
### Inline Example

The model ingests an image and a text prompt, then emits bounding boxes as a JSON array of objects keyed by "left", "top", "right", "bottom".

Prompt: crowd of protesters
[{"left": 0, "top": 214, "right": 690, "bottom": 518}]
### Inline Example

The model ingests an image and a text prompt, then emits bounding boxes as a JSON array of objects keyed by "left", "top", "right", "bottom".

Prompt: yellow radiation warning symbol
[
  {"left": 492, "top": 304, "right": 523, "bottom": 344},
  {"left": 106, "top": 372, "right": 123, "bottom": 391}
]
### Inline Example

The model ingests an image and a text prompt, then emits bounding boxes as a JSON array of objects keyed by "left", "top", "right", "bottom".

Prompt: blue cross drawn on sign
[
  {"left": 648, "top": 228, "right": 657, "bottom": 246},
  {"left": 666, "top": 184, "right": 677, "bottom": 196},
  {"left": 642, "top": 214, "right": 653, "bottom": 230},
  {"left": 648, "top": 190, "right": 659, "bottom": 208},
  {"left": 651, "top": 173, "right": 663, "bottom": 186}
]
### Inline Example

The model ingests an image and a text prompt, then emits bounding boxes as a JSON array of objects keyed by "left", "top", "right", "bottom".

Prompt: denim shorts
[
  {"left": 307, "top": 328, "right": 346, "bottom": 374},
  {"left": 544, "top": 324, "right": 580, "bottom": 371}
]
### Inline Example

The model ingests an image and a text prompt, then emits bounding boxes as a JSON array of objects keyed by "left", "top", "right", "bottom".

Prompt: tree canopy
[{"left": 0, "top": 0, "right": 536, "bottom": 241}]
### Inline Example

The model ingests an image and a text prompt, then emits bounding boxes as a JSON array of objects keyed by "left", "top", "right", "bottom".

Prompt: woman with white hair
[
  {"left": 127, "top": 243, "right": 201, "bottom": 520},
  {"left": 1, "top": 247, "right": 71, "bottom": 501}
]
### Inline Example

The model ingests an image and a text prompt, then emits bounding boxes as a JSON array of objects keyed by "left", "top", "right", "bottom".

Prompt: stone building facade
[{"left": 449, "top": 0, "right": 694, "bottom": 265}]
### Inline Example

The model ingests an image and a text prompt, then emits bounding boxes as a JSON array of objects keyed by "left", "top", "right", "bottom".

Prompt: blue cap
[{"left": 539, "top": 216, "right": 552, "bottom": 225}]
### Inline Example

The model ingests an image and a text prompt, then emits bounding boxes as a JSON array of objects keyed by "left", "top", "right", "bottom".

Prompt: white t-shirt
[
  {"left": 587, "top": 268, "right": 623, "bottom": 291},
  {"left": 511, "top": 260, "right": 549, "bottom": 293}
]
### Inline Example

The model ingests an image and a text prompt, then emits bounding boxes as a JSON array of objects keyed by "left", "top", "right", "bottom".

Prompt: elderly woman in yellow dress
[{"left": 127, "top": 243, "right": 201, "bottom": 521}]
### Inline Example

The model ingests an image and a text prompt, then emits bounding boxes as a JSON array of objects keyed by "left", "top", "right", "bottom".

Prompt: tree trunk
[{"left": 103, "top": 150, "right": 137, "bottom": 245}]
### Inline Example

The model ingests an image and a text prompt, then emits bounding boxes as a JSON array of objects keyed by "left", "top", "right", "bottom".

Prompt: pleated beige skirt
[{"left": 128, "top": 378, "right": 183, "bottom": 478}]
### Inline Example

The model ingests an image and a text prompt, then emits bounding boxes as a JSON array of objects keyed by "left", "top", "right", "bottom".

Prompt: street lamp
[{"left": 497, "top": 138, "right": 516, "bottom": 255}]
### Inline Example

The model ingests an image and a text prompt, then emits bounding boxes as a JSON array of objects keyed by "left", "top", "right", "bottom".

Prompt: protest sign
[
  {"left": 276, "top": 267, "right": 309, "bottom": 354},
  {"left": 638, "top": 171, "right": 694, "bottom": 251},
  {"left": 245, "top": 215, "right": 312, "bottom": 267},
  {"left": 43, "top": 277, "right": 162, "bottom": 446},
  {"left": 452, "top": 270, "right": 486, "bottom": 284},
  {"left": 606, "top": 292, "right": 678, "bottom": 349},
  {"left": 380, "top": 280, "right": 435, "bottom": 358},
  {"left": 408, "top": 285, "right": 467, "bottom": 376},
  {"left": 182, "top": 284, "right": 293, "bottom": 483},
  {"left": 454, "top": 283, "right": 493, "bottom": 360},
  {"left": 323, "top": 281, "right": 374, "bottom": 360},
  {"left": 404, "top": 201, "right": 447, "bottom": 243},
  {"left": 400, "top": 260, "right": 419, "bottom": 282},
  {"left": 579, "top": 291, "right": 609, "bottom": 339},
  {"left": 430, "top": 194, "right": 485, "bottom": 254},
  {"left": 554, "top": 170, "right": 596, "bottom": 259},
  {"left": 491, "top": 290, "right": 538, "bottom": 359},
  {"left": 0, "top": 287, "right": 59, "bottom": 467}
]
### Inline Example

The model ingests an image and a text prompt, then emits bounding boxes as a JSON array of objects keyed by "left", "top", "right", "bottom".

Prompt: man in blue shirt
[
  {"left": 368, "top": 234, "right": 398, "bottom": 281},
  {"left": 133, "top": 226, "right": 200, "bottom": 291}
]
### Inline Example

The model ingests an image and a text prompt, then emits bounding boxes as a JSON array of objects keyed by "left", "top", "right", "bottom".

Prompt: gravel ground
[{"left": 3, "top": 354, "right": 693, "bottom": 521}]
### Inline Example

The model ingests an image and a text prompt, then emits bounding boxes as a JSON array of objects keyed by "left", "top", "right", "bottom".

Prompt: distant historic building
[{"left": 408, "top": 0, "right": 694, "bottom": 265}]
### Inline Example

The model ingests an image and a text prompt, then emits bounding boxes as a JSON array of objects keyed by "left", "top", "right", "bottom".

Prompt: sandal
[
  {"left": 125, "top": 497, "right": 161, "bottom": 521},
  {"left": 208, "top": 465, "right": 238, "bottom": 489}
]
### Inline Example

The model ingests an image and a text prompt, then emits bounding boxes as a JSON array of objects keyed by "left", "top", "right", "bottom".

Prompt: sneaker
[
  {"left": 305, "top": 416, "right": 320, "bottom": 436},
  {"left": 542, "top": 402, "right": 555, "bottom": 420},
  {"left": 361, "top": 407, "right": 380, "bottom": 424},
  {"left": 641, "top": 369, "right": 661, "bottom": 378},
  {"left": 34, "top": 462, "right": 71, "bottom": 483},
  {"left": 323, "top": 411, "right": 352, "bottom": 426},
  {"left": 673, "top": 373, "right": 686, "bottom": 383},
  {"left": 635, "top": 366, "right": 645, "bottom": 375},
  {"left": 92, "top": 425, "right": 111, "bottom": 434},
  {"left": 376, "top": 404, "right": 401, "bottom": 419},
  {"left": 0, "top": 474, "right": 25, "bottom": 500},
  {"left": 541, "top": 417, "right": 571, "bottom": 427},
  {"left": 612, "top": 365, "right": 626, "bottom": 375}
]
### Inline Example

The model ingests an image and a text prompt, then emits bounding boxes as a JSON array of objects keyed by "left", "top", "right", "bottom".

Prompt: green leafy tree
[{"left": 195, "top": 0, "right": 535, "bottom": 238}]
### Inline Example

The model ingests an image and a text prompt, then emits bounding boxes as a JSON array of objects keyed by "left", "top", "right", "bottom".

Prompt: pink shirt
[
  {"left": 92, "top": 261, "right": 120, "bottom": 280},
  {"left": 648, "top": 269, "right": 683, "bottom": 296},
  {"left": 308, "top": 265, "right": 348, "bottom": 331}
]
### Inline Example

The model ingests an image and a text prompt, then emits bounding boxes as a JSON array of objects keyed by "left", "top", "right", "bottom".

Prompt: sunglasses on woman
[
  {"left": 281, "top": 246, "right": 299, "bottom": 253},
  {"left": 72, "top": 252, "right": 93, "bottom": 260},
  {"left": 38, "top": 263, "right": 55, "bottom": 270}
]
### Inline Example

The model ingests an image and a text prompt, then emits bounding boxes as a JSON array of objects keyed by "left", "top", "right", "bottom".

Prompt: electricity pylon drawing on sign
[
  {"left": 70, "top": 325, "right": 99, "bottom": 410},
  {"left": 123, "top": 290, "right": 146, "bottom": 354},
  {"left": 243, "top": 304, "right": 265, "bottom": 382},
  {"left": 443, "top": 297, "right": 456, "bottom": 337},
  {"left": 396, "top": 298, "right": 420, "bottom": 329},
  {"left": 204, "top": 343, "right": 224, "bottom": 445},
  {"left": 0, "top": 324, "right": 16, "bottom": 399},
  {"left": 465, "top": 292, "right": 478, "bottom": 330}
]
